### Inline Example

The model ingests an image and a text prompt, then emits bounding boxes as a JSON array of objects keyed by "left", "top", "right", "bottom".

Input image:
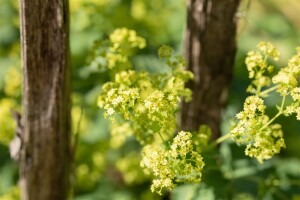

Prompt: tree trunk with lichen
[
  {"left": 19, "top": 0, "right": 71, "bottom": 199},
  {"left": 181, "top": 0, "right": 240, "bottom": 139}
]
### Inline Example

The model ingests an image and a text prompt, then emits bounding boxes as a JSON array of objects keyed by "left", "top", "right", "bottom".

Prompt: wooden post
[
  {"left": 181, "top": 0, "right": 240, "bottom": 139},
  {"left": 19, "top": 0, "right": 71, "bottom": 199}
]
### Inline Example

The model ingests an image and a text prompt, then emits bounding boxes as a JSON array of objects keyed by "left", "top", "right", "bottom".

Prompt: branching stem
[
  {"left": 259, "top": 85, "right": 279, "bottom": 96},
  {"left": 259, "top": 95, "right": 286, "bottom": 131},
  {"left": 206, "top": 133, "right": 231, "bottom": 150}
]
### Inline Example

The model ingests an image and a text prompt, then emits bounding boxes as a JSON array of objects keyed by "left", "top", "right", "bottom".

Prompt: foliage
[
  {"left": 0, "top": 187, "right": 19, "bottom": 200},
  {"left": 231, "top": 42, "right": 300, "bottom": 163},
  {"left": 141, "top": 131, "right": 204, "bottom": 194},
  {"left": 0, "top": 99, "right": 17, "bottom": 145},
  {"left": 86, "top": 28, "right": 146, "bottom": 75},
  {"left": 1, "top": 0, "right": 300, "bottom": 199},
  {"left": 97, "top": 32, "right": 193, "bottom": 144},
  {"left": 96, "top": 29, "right": 204, "bottom": 194},
  {"left": 97, "top": 29, "right": 300, "bottom": 198}
]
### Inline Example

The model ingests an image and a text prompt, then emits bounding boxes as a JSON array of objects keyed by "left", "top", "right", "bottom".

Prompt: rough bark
[
  {"left": 181, "top": 0, "right": 240, "bottom": 139},
  {"left": 19, "top": 0, "right": 71, "bottom": 199}
]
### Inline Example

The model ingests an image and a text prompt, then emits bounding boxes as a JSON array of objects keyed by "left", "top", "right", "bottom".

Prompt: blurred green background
[{"left": 0, "top": 0, "right": 300, "bottom": 199}]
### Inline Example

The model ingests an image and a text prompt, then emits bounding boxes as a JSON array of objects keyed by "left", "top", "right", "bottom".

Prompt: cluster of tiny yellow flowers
[
  {"left": 245, "top": 42, "right": 279, "bottom": 94},
  {"left": 98, "top": 81, "right": 140, "bottom": 119},
  {"left": 87, "top": 28, "right": 146, "bottom": 74},
  {"left": 284, "top": 87, "right": 300, "bottom": 120},
  {"left": 273, "top": 47, "right": 300, "bottom": 120},
  {"left": 97, "top": 69, "right": 177, "bottom": 144},
  {"left": 109, "top": 28, "right": 146, "bottom": 50},
  {"left": 96, "top": 29, "right": 204, "bottom": 195},
  {"left": 232, "top": 42, "right": 300, "bottom": 163},
  {"left": 140, "top": 131, "right": 204, "bottom": 195},
  {"left": 231, "top": 96, "right": 285, "bottom": 163},
  {"left": 257, "top": 42, "right": 280, "bottom": 60},
  {"left": 272, "top": 48, "right": 300, "bottom": 96},
  {"left": 107, "top": 28, "right": 146, "bottom": 71},
  {"left": 97, "top": 42, "right": 193, "bottom": 144}
]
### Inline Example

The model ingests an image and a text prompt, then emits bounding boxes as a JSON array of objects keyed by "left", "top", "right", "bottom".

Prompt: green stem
[
  {"left": 158, "top": 132, "right": 166, "bottom": 144},
  {"left": 158, "top": 132, "right": 172, "bottom": 149},
  {"left": 215, "top": 133, "right": 232, "bottom": 144},
  {"left": 256, "top": 85, "right": 262, "bottom": 95},
  {"left": 259, "top": 85, "right": 279, "bottom": 97},
  {"left": 260, "top": 112, "right": 281, "bottom": 131},
  {"left": 280, "top": 95, "right": 286, "bottom": 111},
  {"left": 206, "top": 133, "right": 231, "bottom": 150},
  {"left": 259, "top": 95, "right": 286, "bottom": 131},
  {"left": 255, "top": 56, "right": 269, "bottom": 95}
]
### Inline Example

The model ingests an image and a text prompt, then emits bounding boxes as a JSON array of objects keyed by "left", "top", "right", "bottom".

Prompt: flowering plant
[
  {"left": 94, "top": 30, "right": 300, "bottom": 195},
  {"left": 231, "top": 42, "right": 300, "bottom": 163}
]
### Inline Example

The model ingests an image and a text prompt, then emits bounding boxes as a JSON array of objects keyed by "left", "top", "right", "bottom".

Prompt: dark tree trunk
[
  {"left": 181, "top": 0, "right": 240, "bottom": 139},
  {"left": 19, "top": 0, "right": 71, "bottom": 199}
]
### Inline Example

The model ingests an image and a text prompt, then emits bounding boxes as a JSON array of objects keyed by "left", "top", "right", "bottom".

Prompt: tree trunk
[
  {"left": 19, "top": 0, "right": 71, "bottom": 199},
  {"left": 181, "top": 0, "right": 240, "bottom": 139}
]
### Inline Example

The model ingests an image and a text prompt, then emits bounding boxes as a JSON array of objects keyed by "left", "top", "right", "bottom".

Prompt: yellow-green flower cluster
[
  {"left": 87, "top": 28, "right": 146, "bottom": 74},
  {"left": 143, "top": 90, "right": 178, "bottom": 133},
  {"left": 98, "top": 71, "right": 173, "bottom": 143},
  {"left": 257, "top": 42, "right": 280, "bottom": 60},
  {"left": 232, "top": 42, "right": 300, "bottom": 163},
  {"left": 140, "top": 131, "right": 204, "bottom": 195},
  {"left": 98, "top": 81, "right": 139, "bottom": 119},
  {"left": 272, "top": 48, "right": 300, "bottom": 96},
  {"left": 245, "top": 42, "right": 279, "bottom": 94},
  {"left": 158, "top": 45, "right": 188, "bottom": 71},
  {"left": 245, "top": 51, "right": 264, "bottom": 79},
  {"left": 109, "top": 28, "right": 146, "bottom": 51},
  {"left": 97, "top": 30, "right": 202, "bottom": 195},
  {"left": 284, "top": 87, "right": 300, "bottom": 120},
  {"left": 231, "top": 96, "right": 285, "bottom": 163},
  {"left": 98, "top": 46, "right": 193, "bottom": 144},
  {"left": 275, "top": 49, "right": 300, "bottom": 120},
  {"left": 107, "top": 28, "right": 146, "bottom": 71},
  {"left": 158, "top": 45, "right": 173, "bottom": 59}
]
